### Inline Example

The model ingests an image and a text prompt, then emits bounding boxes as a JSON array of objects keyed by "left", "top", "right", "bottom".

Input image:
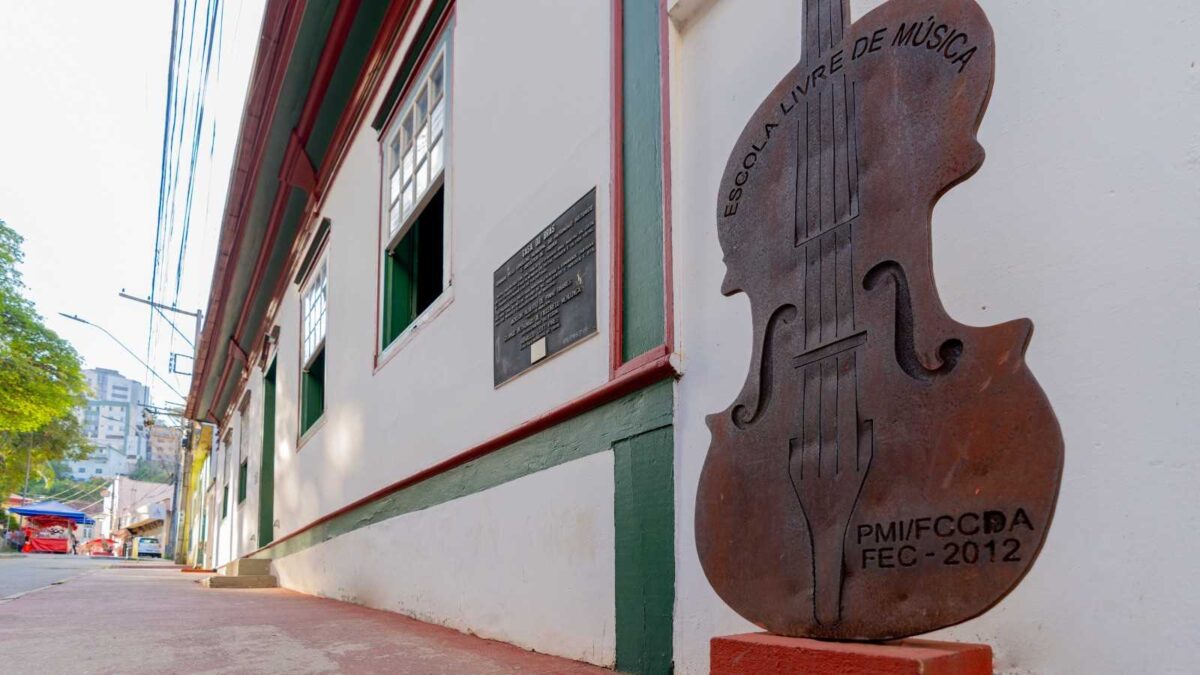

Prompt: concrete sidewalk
[{"left": 0, "top": 564, "right": 612, "bottom": 674}]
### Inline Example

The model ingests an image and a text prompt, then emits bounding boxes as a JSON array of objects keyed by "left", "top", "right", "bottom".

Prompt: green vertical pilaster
[
  {"left": 615, "top": 426, "right": 675, "bottom": 674},
  {"left": 621, "top": 0, "right": 666, "bottom": 361},
  {"left": 258, "top": 361, "right": 277, "bottom": 546}
]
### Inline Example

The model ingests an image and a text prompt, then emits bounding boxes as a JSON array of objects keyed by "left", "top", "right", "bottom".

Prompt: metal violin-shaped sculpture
[{"left": 696, "top": 0, "right": 1064, "bottom": 639}]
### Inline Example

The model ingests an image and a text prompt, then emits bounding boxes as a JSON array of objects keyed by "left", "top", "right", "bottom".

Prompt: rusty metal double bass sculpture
[{"left": 696, "top": 0, "right": 1064, "bottom": 640}]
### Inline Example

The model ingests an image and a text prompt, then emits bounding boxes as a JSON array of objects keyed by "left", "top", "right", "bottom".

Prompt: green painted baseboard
[{"left": 252, "top": 380, "right": 673, "bottom": 561}]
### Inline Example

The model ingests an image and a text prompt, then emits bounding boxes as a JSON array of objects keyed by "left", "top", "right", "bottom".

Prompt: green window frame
[
  {"left": 221, "top": 484, "right": 228, "bottom": 520},
  {"left": 237, "top": 459, "right": 248, "bottom": 504},
  {"left": 300, "top": 262, "right": 328, "bottom": 435},
  {"left": 382, "top": 188, "right": 445, "bottom": 347},
  {"left": 300, "top": 349, "right": 326, "bottom": 434},
  {"left": 259, "top": 360, "right": 277, "bottom": 546}
]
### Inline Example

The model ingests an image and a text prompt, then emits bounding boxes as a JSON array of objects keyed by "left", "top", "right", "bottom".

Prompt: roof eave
[{"left": 185, "top": 1, "right": 306, "bottom": 420}]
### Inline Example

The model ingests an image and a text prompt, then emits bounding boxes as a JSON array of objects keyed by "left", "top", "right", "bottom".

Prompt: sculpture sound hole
[
  {"left": 863, "top": 260, "right": 962, "bottom": 382},
  {"left": 733, "top": 305, "right": 798, "bottom": 429}
]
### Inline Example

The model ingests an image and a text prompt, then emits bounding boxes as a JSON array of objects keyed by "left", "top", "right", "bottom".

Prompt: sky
[{"left": 0, "top": 1, "right": 265, "bottom": 410}]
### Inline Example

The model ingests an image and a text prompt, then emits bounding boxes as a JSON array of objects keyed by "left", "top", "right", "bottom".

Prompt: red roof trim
[
  {"left": 280, "top": 130, "right": 318, "bottom": 195},
  {"left": 210, "top": 1, "right": 363, "bottom": 422},
  {"left": 201, "top": 1, "right": 424, "bottom": 425},
  {"left": 186, "top": 0, "right": 307, "bottom": 418},
  {"left": 315, "top": 1, "right": 422, "bottom": 200}
]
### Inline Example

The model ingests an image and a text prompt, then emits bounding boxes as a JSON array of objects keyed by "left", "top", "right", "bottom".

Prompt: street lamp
[{"left": 58, "top": 313, "right": 186, "bottom": 400}]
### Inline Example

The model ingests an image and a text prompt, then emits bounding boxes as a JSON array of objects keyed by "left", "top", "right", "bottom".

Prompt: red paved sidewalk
[{"left": 0, "top": 565, "right": 612, "bottom": 674}]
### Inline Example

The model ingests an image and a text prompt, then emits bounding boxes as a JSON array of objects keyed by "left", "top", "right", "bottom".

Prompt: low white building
[
  {"left": 182, "top": 1, "right": 1198, "bottom": 673},
  {"left": 102, "top": 476, "right": 174, "bottom": 549}
]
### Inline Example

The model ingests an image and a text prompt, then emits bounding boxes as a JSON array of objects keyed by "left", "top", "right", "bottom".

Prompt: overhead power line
[
  {"left": 147, "top": 0, "right": 225, "bottom": 392},
  {"left": 31, "top": 481, "right": 108, "bottom": 504},
  {"left": 59, "top": 313, "right": 187, "bottom": 400}
]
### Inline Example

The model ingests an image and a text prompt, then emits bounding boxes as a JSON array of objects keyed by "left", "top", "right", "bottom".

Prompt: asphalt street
[{"left": 0, "top": 554, "right": 115, "bottom": 599}]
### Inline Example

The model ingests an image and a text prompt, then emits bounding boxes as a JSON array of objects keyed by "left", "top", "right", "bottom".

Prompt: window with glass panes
[
  {"left": 237, "top": 403, "right": 249, "bottom": 504},
  {"left": 301, "top": 264, "right": 327, "bottom": 364},
  {"left": 386, "top": 49, "right": 446, "bottom": 234},
  {"left": 381, "top": 44, "right": 448, "bottom": 349},
  {"left": 300, "top": 262, "right": 327, "bottom": 434}
]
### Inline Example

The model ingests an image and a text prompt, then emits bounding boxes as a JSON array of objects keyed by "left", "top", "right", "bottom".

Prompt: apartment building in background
[
  {"left": 147, "top": 424, "right": 184, "bottom": 467},
  {"left": 71, "top": 368, "right": 151, "bottom": 479}
]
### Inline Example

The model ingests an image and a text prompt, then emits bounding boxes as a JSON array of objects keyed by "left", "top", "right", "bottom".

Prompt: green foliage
[
  {"left": 0, "top": 221, "right": 88, "bottom": 432},
  {"left": 129, "top": 458, "right": 174, "bottom": 484},
  {"left": 25, "top": 470, "right": 107, "bottom": 497},
  {"left": 0, "top": 413, "right": 90, "bottom": 499},
  {"left": 21, "top": 473, "right": 107, "bottom": 506},
  {"left": 0, "top": 219, "right": 89, "bottom": 499}
]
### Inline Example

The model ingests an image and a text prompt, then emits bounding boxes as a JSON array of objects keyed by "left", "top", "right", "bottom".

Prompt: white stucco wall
[
  {"left": 203, "top": 0, "right": 1199, "bottom": 671},
  {"left": 207, "top": 356, "right": 265, "bottom": 569},
  {"left": 265, "top": 0, "right": 613, "bottom": 537},
  {"left": 235, "top": 374, "right": 264, "bottom": 558},
  {"left": 671, "top": 1, "right": 1200, "bottom": 674},
  {"left": 208, "top": 0, "right": 619, "bottom": 661},
  {"left": 213, "top": 433, "right": 237, "bottom": 570},
  {"left": 273, "top": 451, "right": 617, "bottom": 666}
]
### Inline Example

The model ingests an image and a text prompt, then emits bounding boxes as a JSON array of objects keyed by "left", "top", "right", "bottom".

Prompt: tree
[
  {"left": 0, "top": 219, "right": 89, "bottom": 499},
  {"left": 129, "top": 458, "right": 174, "bottom": 484},
  {"left": 0, "top": 221, "right": 88, "bottom": 431},
  {"left": 0, "top": 412, "right": 91, "bottom": 499}
]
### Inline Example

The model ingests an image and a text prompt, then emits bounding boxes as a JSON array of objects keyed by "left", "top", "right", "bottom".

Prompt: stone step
[
  {"left": 203, "top": 574, "right": 278, "bottom": 589},
  {"left": 220, "top": 557, "right": 273, "bottom": 577}
]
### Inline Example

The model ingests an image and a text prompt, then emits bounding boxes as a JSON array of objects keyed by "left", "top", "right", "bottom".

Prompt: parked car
[{"left": 131, "top": 536, "right": 161, "bottom": 559}]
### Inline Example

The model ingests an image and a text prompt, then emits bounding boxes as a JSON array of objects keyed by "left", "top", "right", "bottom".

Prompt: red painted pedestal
[{"left": 711, "top": 633, "right": 993, "bottom": 675}]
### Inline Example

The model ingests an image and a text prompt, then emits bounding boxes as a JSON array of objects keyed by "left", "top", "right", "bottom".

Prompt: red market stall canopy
[
  {"left": 23, "top": 515, "right": 72, "bottom": 553},
  {"left": 9, "top": 500, "right": 96, "bottom": 525}
]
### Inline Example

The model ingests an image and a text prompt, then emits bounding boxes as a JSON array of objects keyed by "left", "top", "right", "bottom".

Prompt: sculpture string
[{"left": 696, "top": 0, "right": 1064, "bottom": 640}]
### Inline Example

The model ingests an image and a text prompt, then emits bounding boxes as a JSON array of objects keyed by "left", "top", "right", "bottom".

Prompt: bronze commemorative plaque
[
  {"left": 494, "top": 189, "right": 597, "bottom": 385},
  {"left": 695, "top": 0, "right": 1064, "bottom": 640}
]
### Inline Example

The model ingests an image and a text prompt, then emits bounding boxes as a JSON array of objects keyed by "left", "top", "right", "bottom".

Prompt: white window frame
[
  {"left": 300, "top": 261, "right": 328, "bottom": 370},
  {"left": 383, "top": 39, "right": 450, "bottom": 250}
]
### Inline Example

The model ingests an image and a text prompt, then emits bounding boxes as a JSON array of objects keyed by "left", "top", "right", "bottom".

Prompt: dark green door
[{"left": 258, "top": 361, "right": 277, "bottom": 546}]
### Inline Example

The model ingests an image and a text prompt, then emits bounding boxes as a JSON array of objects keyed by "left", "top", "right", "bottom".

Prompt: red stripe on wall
[{"left": 247, "top": 352, "right": 678, "bottom": 558}]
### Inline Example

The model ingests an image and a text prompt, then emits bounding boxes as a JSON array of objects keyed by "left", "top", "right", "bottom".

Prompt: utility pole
[
  {"left": 172, "top": 432, "right": 189, "bottom": 563},
  {"left": 22, "top": 445, "right": 32, "bottom": 505},
  {"left": 117, "top": 292, "right": 203, "bottom": 564},
  {"left": 118, "top": 291, "right": 203, "bottom": 352},
  {"left": 59, "top": 313, "right": 186, "bottom": 400}
]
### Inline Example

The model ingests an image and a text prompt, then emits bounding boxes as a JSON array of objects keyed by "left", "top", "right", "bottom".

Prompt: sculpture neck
[{"left": 804, "top": 0, "right": 852, "bottom": 63}]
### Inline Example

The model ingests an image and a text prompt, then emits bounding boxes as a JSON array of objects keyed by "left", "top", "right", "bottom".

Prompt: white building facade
[
  {"left": 101, "top": 476, "right": 174, "bottom": 549},
  {"left": 183, "top": 1, "right": 1200, "bottom": 673}
]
